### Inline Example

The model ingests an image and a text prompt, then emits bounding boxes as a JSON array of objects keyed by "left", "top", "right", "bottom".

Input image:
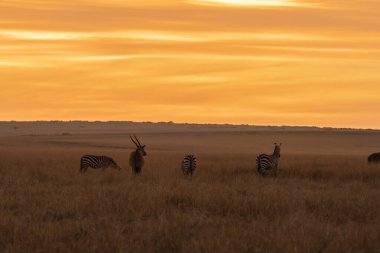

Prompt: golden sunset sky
[{"left": 1, "top": 0, "right": 380, "bottom": 128}]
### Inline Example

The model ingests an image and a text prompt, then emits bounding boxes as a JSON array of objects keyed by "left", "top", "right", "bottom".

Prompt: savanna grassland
[{"left": 1, "top": 122, "right": 380, "bottom": 253}]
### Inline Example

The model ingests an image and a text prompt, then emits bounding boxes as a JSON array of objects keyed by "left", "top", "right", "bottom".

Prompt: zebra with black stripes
[
  {"left": 256, "top": 143, "right": 282, "bottom": 176},
  {"left": 129, "top": 135, "right": 147, "bottom": 174},
  {"left": 80, "top": 155, "right": 121, "bottom": 173},
  {"left": 181, "top": 155, "right": 197, "bottom": 176}
]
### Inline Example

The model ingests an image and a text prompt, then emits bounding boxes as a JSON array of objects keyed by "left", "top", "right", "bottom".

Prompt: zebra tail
[
  {"left": 80, "top": 159, "right": 83, "bottom": 172},
  {"left": 256, "top": 156, "right": 261, "bottom": 173}
]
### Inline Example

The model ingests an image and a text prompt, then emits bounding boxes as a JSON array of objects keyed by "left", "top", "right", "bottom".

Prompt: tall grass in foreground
[{"left": 0, "top": 149, "right": 380, "bottom": 253}]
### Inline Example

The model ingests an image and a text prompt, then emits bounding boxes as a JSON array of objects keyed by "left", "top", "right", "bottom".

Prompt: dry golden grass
[{"left": 1, "top": 125, "right": 380, "bottom": 253}]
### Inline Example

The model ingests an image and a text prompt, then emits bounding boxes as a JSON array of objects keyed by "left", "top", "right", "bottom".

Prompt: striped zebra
[
  {"left": 129, "top": 135, "right": 147, "bottom": 174},
  {"left": 181, "top": 155, "right": 197, "bottom": 176},
  {"left": 368, "top": 153, "right": 380, "bottom": 164},
  {"left": 256, "top": 143, "right": 282, "bottom": 176},
  {"left": 80, "top": 155, "right": 121, "bottom": 172}
]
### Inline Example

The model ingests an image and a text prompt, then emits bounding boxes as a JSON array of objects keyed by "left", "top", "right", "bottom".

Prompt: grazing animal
[
  {"left": 181, "top": 155, "right": 197, "bottom": 176},
  {"left": 368, "top": 153, "right": 380, "bottom": 164},
  {"left": 80, "top": 155, "right": 121, "bottom": 172},
  {"left": 129, "top": 135, "right": 147, "bottom": 174},
  {"left": 256, "top": 143, "right": 282, "bottom": 176}
]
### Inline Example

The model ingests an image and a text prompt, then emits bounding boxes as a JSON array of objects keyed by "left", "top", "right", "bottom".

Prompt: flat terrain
[{"left": 1, "top": 122, "right": 380, "bottom": 253}]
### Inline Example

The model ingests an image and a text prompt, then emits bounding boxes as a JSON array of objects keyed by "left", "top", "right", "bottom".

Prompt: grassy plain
[{"left": 1, "top": 122, "right": 380, "bottom": 253}]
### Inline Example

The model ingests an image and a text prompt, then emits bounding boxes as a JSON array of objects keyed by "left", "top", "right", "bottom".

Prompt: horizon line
[{"left": 0, "top": 120, "right": 379, "bottom": 132}]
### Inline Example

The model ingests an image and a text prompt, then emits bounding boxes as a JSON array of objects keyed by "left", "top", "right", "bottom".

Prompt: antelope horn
[
  {"left": 130, "top": 135, "right": 139, "bottom": 147},
  {"left": 134, "top": 135, "right": 143, "bottom": 147}
]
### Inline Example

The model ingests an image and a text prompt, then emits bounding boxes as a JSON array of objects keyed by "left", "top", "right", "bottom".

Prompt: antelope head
[{"left": 130, "top": 135, "right": 147, "bottom": 156}]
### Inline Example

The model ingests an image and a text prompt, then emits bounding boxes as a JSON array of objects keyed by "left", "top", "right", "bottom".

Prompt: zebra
[
  {"left": 368, "top": 153, "right": 380, "bottom": 164},
  {"left": 129, "top": 135, "right": 147, "bottom": 174},
  {"left": 80, "top": 155, "right": 121, "bottom": 173},
  {"left": 256, "top": 143, "right": 282, "bottom": 176},
  {"left": 181, "top": 155, "right": 197, "bottom": 176}
]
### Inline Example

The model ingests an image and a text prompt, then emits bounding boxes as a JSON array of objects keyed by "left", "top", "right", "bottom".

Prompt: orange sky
[{"left": 1, "top": 0, "right": 380, "bottom": 128}]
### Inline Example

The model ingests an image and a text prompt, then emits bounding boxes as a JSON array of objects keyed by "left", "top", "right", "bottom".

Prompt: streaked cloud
[
  {"left": 0, "top": 0, "right": 380, "bottom": 128},
  {"left": 0, "top": 30, "right": 326, "bottom": 42},
  {"left": 0, "top": 30, "right": 91, "bottom": 40},
  {"left": 190, "top": 0, "right": 306, "bottom": 7}
]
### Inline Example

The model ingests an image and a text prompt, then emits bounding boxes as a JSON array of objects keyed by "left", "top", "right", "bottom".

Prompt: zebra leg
[
  {"left": 80, "top": 166, "right": 87, "bottom": 173},
  {"left": 274, "top": 164, "right": 278, "bottom": 177},
  {"left": 256, "top": 157, "right": 262, "bottom": 175},
  {"left": 258, "top": 167, "right": 265, "bottom": 176},
  {"left": 80, "top": 159, "right": 87, "bottom": 173}
]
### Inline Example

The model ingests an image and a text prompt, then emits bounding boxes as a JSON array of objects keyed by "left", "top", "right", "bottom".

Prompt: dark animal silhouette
[
  {"left": 129, "top": 135, "right": 147, "bottom": 174},
  {"left": 368, "top": 153, "right": 380, "bottom": 164}
]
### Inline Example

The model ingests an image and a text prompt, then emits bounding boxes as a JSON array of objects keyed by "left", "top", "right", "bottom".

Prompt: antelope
[{"left": 129, "top": 135, "right": 147, "bottom": 174}]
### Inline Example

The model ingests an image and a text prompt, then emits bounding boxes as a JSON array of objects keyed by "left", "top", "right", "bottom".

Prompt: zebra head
[
  {"left": 273, "top": 143, "right": 282, "bottom": 158},
  {"left": 130, "top": 135, "right": 147, "bottom": 156},
  {"left": 110, "top": 159, "right": 122, "bottom": 170}
]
